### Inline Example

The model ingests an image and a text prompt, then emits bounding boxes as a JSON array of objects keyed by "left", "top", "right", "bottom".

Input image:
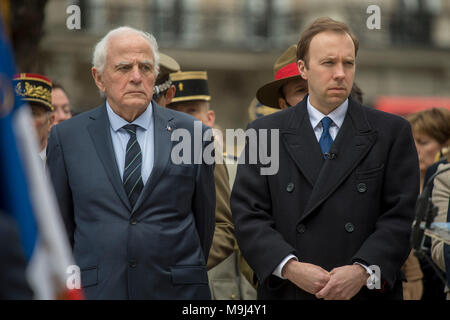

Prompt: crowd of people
[{"left": 2, "top": 17, "right": 450, "bottom": 300}]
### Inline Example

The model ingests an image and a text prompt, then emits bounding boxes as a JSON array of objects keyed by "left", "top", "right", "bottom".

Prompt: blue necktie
[
  {"left": 123, "top": 124, "right": 144, "bottom": 208},
  {"left": 319, "top": 117, "right": 334, "bottom": 156}
]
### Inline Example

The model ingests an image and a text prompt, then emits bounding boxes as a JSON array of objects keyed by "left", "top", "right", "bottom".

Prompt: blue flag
[
  {"left": 0, "top": 19, "right": 38, "bottom": 260},
  {"left": 0, "top": 17, "right": 83, "bottom": 299}
]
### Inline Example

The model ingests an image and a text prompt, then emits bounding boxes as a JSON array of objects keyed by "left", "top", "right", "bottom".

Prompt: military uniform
[
  {"left": 168, "top": 71, "right": 256, "bottom": 299},
  {"left": 12, "top": 73, "right": 53, "bottom": 164}
]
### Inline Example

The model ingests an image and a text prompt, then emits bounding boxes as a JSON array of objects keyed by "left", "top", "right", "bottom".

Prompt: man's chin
[
  {"left": 326, "top": 95, "right": 347, "bottom": 108},
  {"left": 123, "top": 98, "right": 151, "bottom": 109}
]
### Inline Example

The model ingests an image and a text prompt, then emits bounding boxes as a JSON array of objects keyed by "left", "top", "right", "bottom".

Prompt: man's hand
[
  {"left": 282, "top": 259, "right": 330, "bottom": 295},
  {"left": 315, "top": 264, "right": 369, "bottom": 300}
]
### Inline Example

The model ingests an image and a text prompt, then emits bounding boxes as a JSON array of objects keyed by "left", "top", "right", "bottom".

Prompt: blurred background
[{"left": 2, "top": 0, "right": 450, "bottom": 131}]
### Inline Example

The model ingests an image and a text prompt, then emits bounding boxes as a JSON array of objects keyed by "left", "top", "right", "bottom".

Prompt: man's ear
[
  {"left": 49, "top": 112, "right": 56, "bottom": 127},
  {"left": 92, "top": 67, "right": 105, "bottom": 93},
  {"left": 297, "top": 60, "right": 307, "bottom": 80},
  {"left": 164, "top": 85, "right": 176, "bottom": 105},
  {"left": 206, "top": 110, "right": 215, "bottom": 127},
  {"left": 278, "top": 97, "right": 288, "bottom": 110}
]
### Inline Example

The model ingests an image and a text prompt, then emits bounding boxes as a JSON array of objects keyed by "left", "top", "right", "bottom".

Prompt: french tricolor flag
[{"left": 0, "top": 19, "right": 82, "bottom": 300}]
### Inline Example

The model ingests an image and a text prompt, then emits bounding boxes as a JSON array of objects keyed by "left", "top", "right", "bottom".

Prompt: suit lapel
[
  {"left": 87, "top": 104, "right": 132, "bottom": 212},
  {"left": 281, "top": 99, "right": 324, "bottom": 187},
  {"left": 132, "top": 103, "right": 174, "bottom": 214},
  {"left": 299, "top": 98, "right": 377, "bottom": 223}
]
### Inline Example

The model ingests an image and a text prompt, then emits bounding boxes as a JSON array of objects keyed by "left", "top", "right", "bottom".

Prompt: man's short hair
[
  {"left": 350, "top": 83, "right": 363, "bottom": 104},
  {"left": 296, "top": 17, "right": 359, "bottom": 68},
  {"left": 92, "top": 26, "right": 160, "bottom": 76}
]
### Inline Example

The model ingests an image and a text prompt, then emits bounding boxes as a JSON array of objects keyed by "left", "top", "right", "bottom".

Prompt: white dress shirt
[
  {"left": 106, "top": 101, "right": 154, "bottom": 185},
  {"left": 307, "top": 96, "right": 348, "bottom": 142}
]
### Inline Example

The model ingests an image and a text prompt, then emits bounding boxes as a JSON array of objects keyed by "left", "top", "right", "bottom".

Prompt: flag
[{"left": 0, "top": 18, "right": 83, "bottom": 300}]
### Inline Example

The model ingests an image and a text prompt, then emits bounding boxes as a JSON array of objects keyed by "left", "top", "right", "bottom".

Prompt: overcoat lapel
[
  {"left": 281, "top": 100, "right": 324, "bottom": 187},
  {"left": 299, "top": 99, "right": 377, "bottom": 223},
  {"left": 87, "top": 104, "right": 132, "bottom": 212},
  {"left": 132, "top": 103, "right": 174, "bottom": 214}
]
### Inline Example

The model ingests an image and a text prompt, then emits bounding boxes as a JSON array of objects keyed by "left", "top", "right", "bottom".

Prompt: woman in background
[
  {"left": 406, "top": 108, "right": 450, "bottom": 300},
  {"left": 408, "top": 108, "right": 450, "bottom": 191}
]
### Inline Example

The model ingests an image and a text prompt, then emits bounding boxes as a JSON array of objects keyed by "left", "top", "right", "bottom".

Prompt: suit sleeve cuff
[{"left": 273, "top": 254, "right": 298, "bottom": 279}]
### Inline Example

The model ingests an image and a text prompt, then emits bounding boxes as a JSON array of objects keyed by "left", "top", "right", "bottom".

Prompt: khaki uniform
[
  {"left": 207, "top": 163, "right": 235, "bottom": 270},
  {"left": 207, "top": 162, "right": 257, "bottom": 299},
  {"left": 401, "top": 251, "right": 424, "bottom": 300}
]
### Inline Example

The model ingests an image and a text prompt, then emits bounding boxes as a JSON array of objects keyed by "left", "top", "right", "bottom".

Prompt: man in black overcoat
[{"left": 231, "top": 17, "right": 420, "bottom": 300}]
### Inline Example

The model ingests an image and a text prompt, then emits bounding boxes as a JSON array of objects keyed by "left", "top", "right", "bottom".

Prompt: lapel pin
[{"left": 166, "top": 125, "right": 172, "bottom": 132}]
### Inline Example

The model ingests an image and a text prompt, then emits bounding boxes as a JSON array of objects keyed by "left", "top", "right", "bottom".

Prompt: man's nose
[
  {"left": 333, "top": 63, "right": 345, "bottom": 80},
  {"left": 130, "top": 65, "right": 142, "bottom": 82}
]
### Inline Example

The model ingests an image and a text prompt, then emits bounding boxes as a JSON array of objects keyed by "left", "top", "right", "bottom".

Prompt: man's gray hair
[{"left": 92, "top": 26, "right": 160, "bottom": 76}]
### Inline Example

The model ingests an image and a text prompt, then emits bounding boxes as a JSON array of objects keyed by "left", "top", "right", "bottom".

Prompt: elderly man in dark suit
[
  {"left": 47, "top": 26, "right": 215, "bottom": 299},
  {"left": 231, "top": 17, "right": 420, "bottom": 300}
]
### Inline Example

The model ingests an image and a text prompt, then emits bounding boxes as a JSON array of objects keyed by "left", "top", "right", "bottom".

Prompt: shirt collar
[
  {"left": 307, "top": 95, "right": 348, "bottom": 129},
  {"left": 106, "top": 100, "right": 153, "bottom": 132}
]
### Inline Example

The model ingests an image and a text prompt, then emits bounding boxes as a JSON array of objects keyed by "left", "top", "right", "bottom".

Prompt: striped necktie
[{"left": 122, "top": 124, "right": 143, "bottom": 208}]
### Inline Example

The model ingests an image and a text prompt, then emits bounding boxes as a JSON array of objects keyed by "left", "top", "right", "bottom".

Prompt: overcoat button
[
  {"left": 345, "top": 223, "right": 355, "bottom": 233},
  {"left": 286, "top": 182, "right": 295, "bottom": 193},
  {"left": 297, "top": 224, "right": 306, "bottom": 233},
  {"left": 357, "top": 183, "right": 367, "bottom": 193}
]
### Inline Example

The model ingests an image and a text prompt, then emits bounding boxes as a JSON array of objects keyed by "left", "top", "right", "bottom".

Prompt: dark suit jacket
[
  {"left": 47, "top": 102, "right": 216, "bottom": 299},
  {"left": 231, "top": 96, "right": 420, "bottom": 300}
]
